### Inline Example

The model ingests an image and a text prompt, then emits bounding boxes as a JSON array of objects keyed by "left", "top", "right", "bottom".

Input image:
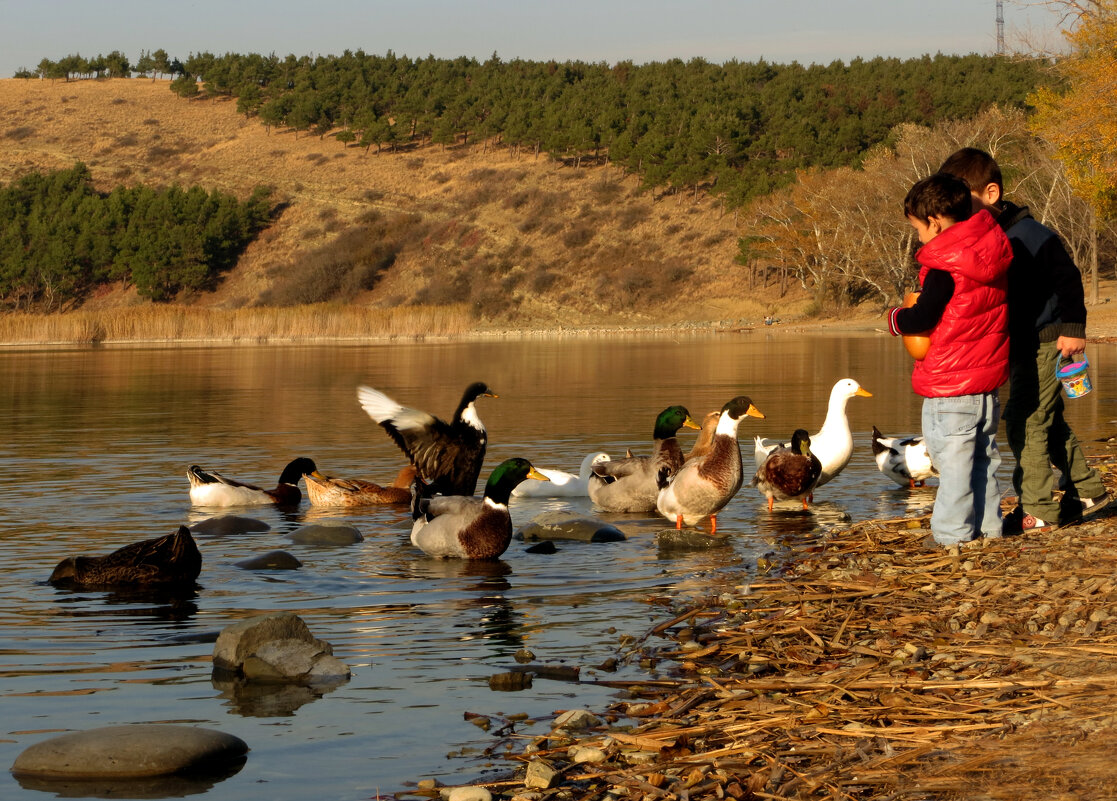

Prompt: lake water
[{"left": 1, "top": 332, "right": 1114, "bottom": 800}]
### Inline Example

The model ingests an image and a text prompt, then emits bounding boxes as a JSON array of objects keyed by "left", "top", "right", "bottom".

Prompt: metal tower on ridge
[{"left": 996, "top": 0, "right": 1005, "bottom": 55}]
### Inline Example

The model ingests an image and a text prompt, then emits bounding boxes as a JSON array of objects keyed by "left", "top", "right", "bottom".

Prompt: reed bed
[
  {"left": 0, "top": 304, "right": 474, "bottom": 345},
  {"left": 457, "top": 452, "right": 1117, "bottom": 801}
]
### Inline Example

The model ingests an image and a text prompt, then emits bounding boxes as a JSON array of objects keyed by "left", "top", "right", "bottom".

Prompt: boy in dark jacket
[
  {"left": 940, "top": 148, "right": 1110, "bottom": 532},
  {"left": 888, "top": 173, "right": 1012, "bottom": 547}
]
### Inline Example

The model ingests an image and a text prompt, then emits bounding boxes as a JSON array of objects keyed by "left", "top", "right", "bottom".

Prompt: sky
[{"left": 0, "top": 0, "right": 1068, "bottom": 78}]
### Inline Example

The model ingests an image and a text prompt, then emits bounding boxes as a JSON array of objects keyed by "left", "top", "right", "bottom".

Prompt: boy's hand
[{"left": 1056, "top": 335, "right": 1086, "bottom": 359}]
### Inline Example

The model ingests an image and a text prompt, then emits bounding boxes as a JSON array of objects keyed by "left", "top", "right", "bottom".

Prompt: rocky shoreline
[{"left": 416, "top": 448, "right": 1117, "bottom": 801}]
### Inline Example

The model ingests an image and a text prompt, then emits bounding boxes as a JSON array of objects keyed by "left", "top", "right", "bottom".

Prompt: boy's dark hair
[
  {"left": 938, "top": 147, "right": 1003, "bottom": 195},
  {"left": 904, "top": 173, "right": 974, "bottom": 224}
]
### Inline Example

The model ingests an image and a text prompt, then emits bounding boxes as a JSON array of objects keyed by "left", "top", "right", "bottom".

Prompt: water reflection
[
  {"left": 14, "top": 760, "right": 246, "bottom": 798},
  {"left": 213, "top": 674, "right": 344, "bottom": 718}
]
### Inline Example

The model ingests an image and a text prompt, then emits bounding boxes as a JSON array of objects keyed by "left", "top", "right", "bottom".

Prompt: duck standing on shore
[
  {"left": 752, "top": 429, "right": 823, "bottom": 511},
  {"left": 410, "top": 458, "right": 547, "bottom": 559},
  {"left": 655, "top": 396, "right": 766, "bottom": 531},
  {"left": 358, "top": 381, "right": 496, "bottom": 497},
  {"left": 187, "top": 457, "right": 317, "bottom": 507},
  {"left": 589, "top": 405, "right": 700, "bottom": 513}
]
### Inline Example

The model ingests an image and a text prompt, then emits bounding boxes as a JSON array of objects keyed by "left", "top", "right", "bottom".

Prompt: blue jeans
[{"left": 922, "top": 392, "right": 1003, "bottom": 545}]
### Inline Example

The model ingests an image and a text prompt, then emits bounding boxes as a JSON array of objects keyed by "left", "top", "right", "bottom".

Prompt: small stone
[
  {"left": 655, "top": 529, "right": 729, "bottom": 549},
  {"left": 514, "top": 648, "right": 536, "bottom": 663},
  {"left": 552, "top": 709, "right": 600, "bottom": 730},
  {"left": 524, "top": 759, "right": 557, "bottom": 789},
  {"left": 569, "top": 746, "right": 607, "bottom": 764},
  {"left": 11, "top": 725, "right": 247, "bottom": 779},
  {"left": 443, "top": 788, "right": 491, "bottom": 801}
]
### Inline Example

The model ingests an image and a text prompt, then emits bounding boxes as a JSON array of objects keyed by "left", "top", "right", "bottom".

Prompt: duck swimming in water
[
  {"left": 49, "top": 526, "right": 202, "bottom": 589},
  {"left": 410, "top": 458, "right": 547, "bottom": 559},
  {"left": 589, "top": 405, "right": 700, "bottom": 513},
  {"left": 187, "top": 458, "right": 317, "bottom": 507},
  {"left": 304, "top": 464, "right": 418, "bottom": 507}
]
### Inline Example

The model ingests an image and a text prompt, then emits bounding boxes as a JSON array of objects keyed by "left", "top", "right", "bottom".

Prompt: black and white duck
[{"left": 358, "top": 382, "right": 496, "bottom": 497}]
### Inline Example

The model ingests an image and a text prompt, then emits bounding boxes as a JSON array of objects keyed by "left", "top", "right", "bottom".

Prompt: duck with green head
[
  {"left": 410, "top": 458, "right": 547, "bottom": 559},
  {"left": 656, "top": 396, "right": 765, "bottom": 531},
  {"left": 589, "top": 405, "right": 700, "bottom": 513},
  {"left": 752, "top": 428, "right": 823, "bottom": 511}
]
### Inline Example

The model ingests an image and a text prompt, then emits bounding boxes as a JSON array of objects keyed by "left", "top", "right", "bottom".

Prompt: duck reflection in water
[{"left": 406, "top": 558, "right": 525, "bottom": 652}]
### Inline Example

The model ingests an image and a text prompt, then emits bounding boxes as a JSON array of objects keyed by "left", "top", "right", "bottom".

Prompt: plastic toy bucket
[{"left": 1056, "top": 354, "right": 1093, "bottom": 399}]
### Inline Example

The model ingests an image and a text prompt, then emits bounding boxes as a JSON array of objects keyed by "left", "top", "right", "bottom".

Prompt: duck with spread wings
[{"left": 357, "top": 381, "right": 497, "bottom": 497}]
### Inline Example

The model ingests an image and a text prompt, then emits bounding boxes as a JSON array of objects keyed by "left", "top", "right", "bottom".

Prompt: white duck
[
  {"left": 511, "top": 452, "right": 610, "bottom": 498},
  {"left": 753, "top": 378, "right": 872, "bottom": 488},
  {"left": 871, "top": 425, "right": 937, "bottom": 488}
]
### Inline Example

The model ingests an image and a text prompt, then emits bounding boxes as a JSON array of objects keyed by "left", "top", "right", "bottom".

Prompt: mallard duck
[
  {"left": 410, "top": 458, "right": 547, "bottom": 559},
  {"left": 304, "top": 464, "right": 418, "bottom": 507},
  {"left": 49, "top": 526, "right": 202, "bottom": 588},
  {"left": 655, "top": 396, "right": 766, "bottom": 531},
  {"left": 187, "top": 457, "right": 317, "bottom": 507},
  {"left": 685, "top": 411, "right": 721, "bottom": 462},
  {"left": 589, "top": 405, "right": 701, "bottom": 513},
  {"left": 753, "top": 378, "right": 872, "bottom": 488},
  {"left": 511, "top": 452, "right": 610, "bottom": 498},
  {"left": 871, "top": 425, "right": 937, "bottom": 487},
  {"left": 358, "top": 381, "right": 496, "bottom": 497},
  {"left": 752, "top": 429, "right": 823, "bottom": 511}
]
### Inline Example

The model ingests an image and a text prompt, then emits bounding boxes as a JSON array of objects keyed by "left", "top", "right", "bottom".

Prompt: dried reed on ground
[{"left": 456, "top": 451, "right": 1117, "bottom": 801}]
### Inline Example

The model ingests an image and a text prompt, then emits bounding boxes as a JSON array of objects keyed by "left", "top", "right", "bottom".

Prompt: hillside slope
[{"left": 0, "top": 78, "right": 813, "bottom": 327}]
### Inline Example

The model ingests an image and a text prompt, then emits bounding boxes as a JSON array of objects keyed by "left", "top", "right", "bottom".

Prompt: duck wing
[{"left": 187, "top": 465, "right": 262, "bottom": 491}]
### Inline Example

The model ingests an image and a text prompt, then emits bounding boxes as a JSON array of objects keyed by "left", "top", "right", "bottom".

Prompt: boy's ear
[{"left": 977, "top": 182, "right": 1002, "bottom": 207}]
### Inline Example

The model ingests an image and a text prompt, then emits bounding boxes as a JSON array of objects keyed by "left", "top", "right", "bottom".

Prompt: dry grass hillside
[{"left": 0, "top": 78, "right": 820, "bottom": 332}]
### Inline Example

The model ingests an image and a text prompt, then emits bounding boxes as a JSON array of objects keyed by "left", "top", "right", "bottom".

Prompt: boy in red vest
[
  {"left": 888, "top": 173, "right": 1013, "bottom": 548},
  {"left": 939, "top": 148, "right": 1110, "bottom": 532}
]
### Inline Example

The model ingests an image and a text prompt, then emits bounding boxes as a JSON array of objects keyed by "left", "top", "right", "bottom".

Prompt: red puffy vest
[{"left": 911, "top": 209, "right": 1011, "bottom": 398}]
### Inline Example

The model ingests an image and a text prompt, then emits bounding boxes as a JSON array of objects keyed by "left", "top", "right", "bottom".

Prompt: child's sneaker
[
  {"left": 1081, "top": 492, "right": 1112, "bottom": 518},
  {"left": 1020, "top": 513, "right": 1054, "bottom": 532}
]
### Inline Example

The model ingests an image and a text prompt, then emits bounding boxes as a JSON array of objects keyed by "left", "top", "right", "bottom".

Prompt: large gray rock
[
  {"left": 516, "top": 512, "right": 626, "bottom": 543},
  {"left": 10, "top": 724, "right": 248, "bottom": 779},
  {"left": 212, "top": 612, "right": 349, "bottom": 684}
]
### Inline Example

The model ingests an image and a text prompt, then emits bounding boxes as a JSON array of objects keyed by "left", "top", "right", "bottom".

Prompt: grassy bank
[{"left": 0, "top": 304, "right": 473, "bottom": 345}]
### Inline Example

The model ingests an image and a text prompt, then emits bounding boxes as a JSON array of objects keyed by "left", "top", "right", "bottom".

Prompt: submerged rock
[
  {"left": 287, "top": 524, "right": 363, "bottom": 545},
  {"left": 234, "top": 550, "right": 302, "bottom": 570},
  {"left": 655, "top": 528, "right": 730, "bottom": 549},
  {"left": 516, "top": 512, "right": 626, "bottom": 543},
  {"left": 11, "top": 724, "right": 248, "bottom": 779},
  {"left": 190, "top": 515, "right": 270, "bottom": 536}
]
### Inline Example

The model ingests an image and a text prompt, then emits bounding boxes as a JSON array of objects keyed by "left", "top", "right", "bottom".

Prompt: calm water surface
[{"left": 1, "top": 333, "right": 1114, "bottom": 800}]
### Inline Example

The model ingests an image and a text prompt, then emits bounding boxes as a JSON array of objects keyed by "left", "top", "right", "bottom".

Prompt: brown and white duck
[
  {"left": 752, "top": 428, "right": 823, "bottom": 511},
  {"left": 410, "top": 458, "right": 547, "bottom": 559},
  {"left": 655, "top": 396, "right": 765, "bottom": 531}
]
